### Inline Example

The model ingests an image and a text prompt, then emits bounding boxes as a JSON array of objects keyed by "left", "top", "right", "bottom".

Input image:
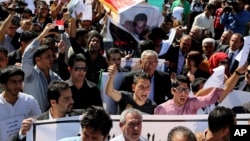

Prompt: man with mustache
[{"left": 17, "top": 81, "right": 85, "bottom": 141}]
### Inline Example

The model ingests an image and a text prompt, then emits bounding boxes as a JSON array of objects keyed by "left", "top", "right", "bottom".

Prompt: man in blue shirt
[{"left": 220, "top": 0, "right": 250, "bottom": 35}]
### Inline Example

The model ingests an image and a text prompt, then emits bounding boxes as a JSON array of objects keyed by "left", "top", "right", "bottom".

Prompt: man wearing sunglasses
[{"left": 65, "top": 53, "right": 103, "bottom": 109}]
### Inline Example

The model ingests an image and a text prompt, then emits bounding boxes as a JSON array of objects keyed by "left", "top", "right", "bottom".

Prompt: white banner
[{"left": 26, "top": 114, "right": 250, "bottom": 141}]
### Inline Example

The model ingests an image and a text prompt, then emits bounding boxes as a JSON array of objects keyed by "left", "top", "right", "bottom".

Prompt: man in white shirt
[
  {"left": 0, "top": 66, "right": 41, "bottom": 140},
  {"left": 192, "top": 3, "right": 216, "bottom": 38}
]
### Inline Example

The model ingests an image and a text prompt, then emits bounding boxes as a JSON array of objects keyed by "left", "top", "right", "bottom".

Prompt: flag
[
  {"left": 106, "top": 17, "right": 139, "bottom": 56},
  {"left": 99, "top": 0, "right": 144, "bottom": 14},
  {"left": 56, "top": 20, "right": 64, "bottom": 33}
]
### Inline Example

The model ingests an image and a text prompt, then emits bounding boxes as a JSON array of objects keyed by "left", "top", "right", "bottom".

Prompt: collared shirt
[
  {"left": 228, "top": 48, "right": 239, "bottom": 70},
  {"left": 110, "top": 134, "right": 148, "bottom": 141},
  {"left": 192, "top": 12, "right": 215, "bottom": 37},
  {"left": 148, "top": 76, "right": 155, "bottom": 102},
  {"left": 0, "top": 34, "right": 15, "bottom": 53},
  {"left": 49, "top": 109, "right": 69, "bottom": 119},
  {"left": 220, "top": 10, "right": 250, "bottom": 35},
  {"left": 177, "top": 49, "right": 185, "bottom": 75},
  {"left": 22, "top": 39, "right": 62, "bottom": 112}
]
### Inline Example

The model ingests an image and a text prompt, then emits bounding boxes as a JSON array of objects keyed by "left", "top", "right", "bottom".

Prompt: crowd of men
[{"left": 1, "top": 0, "right": 250, "bottom": 140}]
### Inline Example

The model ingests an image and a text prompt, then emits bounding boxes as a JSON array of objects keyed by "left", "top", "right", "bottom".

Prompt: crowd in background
[{"left": 1, "top": 0, "right": 250, "bottom": 140}]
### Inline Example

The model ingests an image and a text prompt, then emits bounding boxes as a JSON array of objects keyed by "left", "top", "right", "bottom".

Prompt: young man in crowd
[
  {"left": 196, "top": 106, "right": 236, "bottom": 141},
  {"left": 66, "top": 53, "right": 103, "bottom": 109},
  {"left": 58, "top": 106, "right": 113, "bottom": 141},
  {"left": 0, "top": 66, "right": 41, "bottom": 141},
  {"left": 106, "top": 64, "right": 156, "bottom": 114}
]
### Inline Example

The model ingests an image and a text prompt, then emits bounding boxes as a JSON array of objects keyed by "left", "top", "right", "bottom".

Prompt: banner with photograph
[{"left": 106, "top": 17, "right": 139, "bottom": 54}]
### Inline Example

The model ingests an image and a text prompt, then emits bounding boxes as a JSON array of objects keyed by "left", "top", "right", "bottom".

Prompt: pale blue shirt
[
  {"left": 21, "top": 39, "right": 62, "bottom": 112},
  {"left": 177, "top": 50, "right": 185, "bottom": 75},
  {"left": 0, "top": 34, "right": 15, "bottom": 53},
  {"left": 148, "top": 76, "right": 155, "bottom": 102},
  {"left": 228, "top": 48, "right": 239, "bottom": 71}
]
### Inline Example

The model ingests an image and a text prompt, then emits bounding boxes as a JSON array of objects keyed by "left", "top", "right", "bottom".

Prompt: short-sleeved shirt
[{"left": 118, "top": 91, "right": 156, "bottom": 114}]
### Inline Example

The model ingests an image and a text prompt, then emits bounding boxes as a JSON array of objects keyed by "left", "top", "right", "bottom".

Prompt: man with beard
[
  {"left": 0, "top": 66, "right": 41, "bottom": 141},
  {"left": 65, "top": 53, "right": 103, "bottom": 109},
  {"left": 85, "top": 33, "right": 108, "bottom": 85},
  {"left": 17, "top": 81, "right": 85, "bottom": 141},
  {"left": 32, "top": 1, "right": 52, "bottom": 29},
  {"left": 110, "top": 108, "right": 147, "bottom": 141},
  {"left": 21, "top": 23, "right": 62, "bottom": 112},
  {"left": 106, "top": 64, "right": 156, "bottom": 114}
]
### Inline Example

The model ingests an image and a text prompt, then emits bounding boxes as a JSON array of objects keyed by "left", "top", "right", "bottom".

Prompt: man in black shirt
[{"left": 65, "top": 53, "right": 103, "bottom": 109}]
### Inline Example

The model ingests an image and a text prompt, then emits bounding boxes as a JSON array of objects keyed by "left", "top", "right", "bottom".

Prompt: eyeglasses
[
  {"left": 143, "top": 61, "right": 158, "bottom": 66},
  {"left": 219, "top": 61, "right": 229, "bottom": 65},
  {"left": 73, "top": 66, "right": 88, "bottom": 72},
  {"left": 175, "top": 87, "right": 190, "bottom": 94}
]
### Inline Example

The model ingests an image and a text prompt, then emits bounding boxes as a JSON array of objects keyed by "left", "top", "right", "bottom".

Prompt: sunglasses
[
  {"left": 175, "top": 87, "right": 190, "bottom": 94},
  {"left": 73, "top": 66, "right": 88, "bottom": 72},
  {"left": 220, "top": 61, "right": 229, "bottom": 65}
]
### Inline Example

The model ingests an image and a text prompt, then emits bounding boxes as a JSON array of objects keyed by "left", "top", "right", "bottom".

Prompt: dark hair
[
  {"left": 20, "top": 31, "right": 38, "bottom": 43},
  {"left": 148, "top": 27, "right": 167, "bottom": 41},
  {"left": 172, "top": 75, "right": 191, "bottom": 88},
  {"left": 33, "top": 45, "right": 53, "bottom": 64},
  {"left": 187, "top": 51, "right": 204, "bottom": 67},
  {"left": 47, "top": 81, "right": 70, "bottom": 105},
  {"left": 0, "top": 47, "right": 8, "bottom": 57},
  {"left": 76, "top": 28, "right": 88, "bottom": 39},
  {"left": 0, "top": 66, "right": 24, "bottom": 85},
  {"left": 133, "top": 13, "right": 147, "bottom": 26},
  {"left": 191, "top": 77, "right": 206, "bottom": 93},
  {"left": 68, "top": 53, "right": 87, "bottom": 67},
  {"left": 23, "top": 8, "right": 33, "bottom": 16},
  {"left": 139, "top": 40, "right": 154, "bottom": 53},
  {"left": 208, "top": 106, "right": 236, "bottom": 133},
  {"left": 87, "top": 33, "right": 104, "bottom": 51},
  {"left": 133, "top": 71, "right": 151, "bottom": 84},
  {"left": 106, "top": 48, "right": 121, "bottom": 60},
  {"left": 81, "top": 106, "right": 113, "bottom": 136},
  {"left": 167, "top": 126, "right": 197, "bottom": 141}
]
